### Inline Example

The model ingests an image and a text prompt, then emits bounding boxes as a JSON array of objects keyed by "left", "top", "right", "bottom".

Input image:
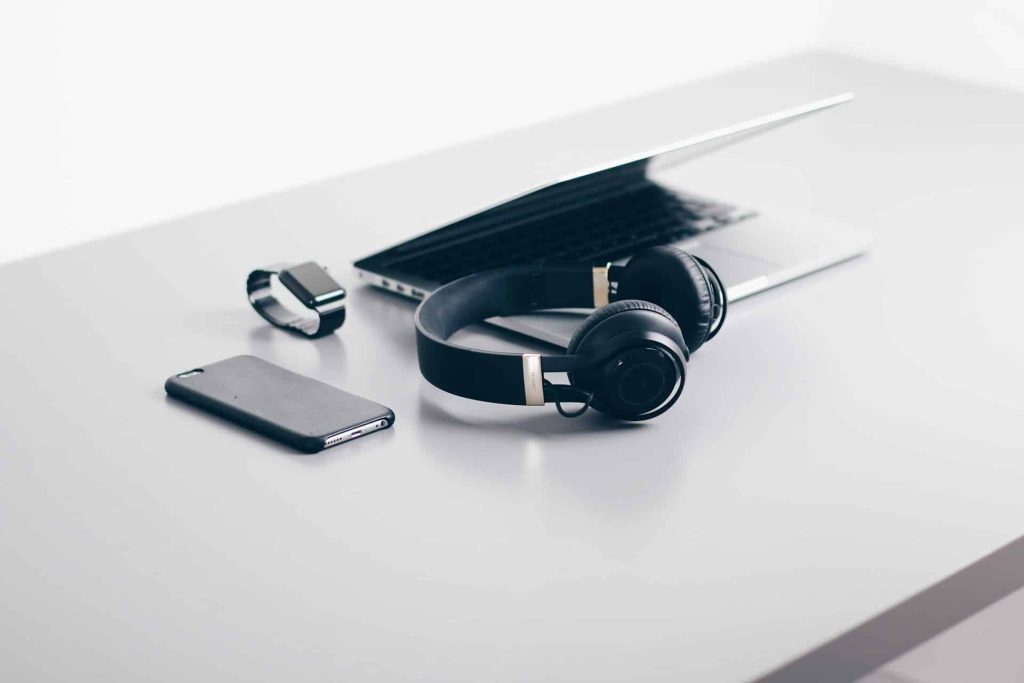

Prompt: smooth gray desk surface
[{"left": 2, "top": 53, "right": 1023, "bottom": 682}]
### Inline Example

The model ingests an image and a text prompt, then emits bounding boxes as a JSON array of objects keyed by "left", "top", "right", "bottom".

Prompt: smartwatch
[{"left": 246, "top": 261, "right": 347, "bottom": 338}]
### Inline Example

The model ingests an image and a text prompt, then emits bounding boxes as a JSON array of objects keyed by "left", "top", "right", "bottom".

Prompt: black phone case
[{"left": 165, "top": 355, "right": 394, "bottom": 452}]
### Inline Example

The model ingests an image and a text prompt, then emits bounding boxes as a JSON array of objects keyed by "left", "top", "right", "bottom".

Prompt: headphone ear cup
[
  {"left": 567, "top": 300, "right": 687, "bottom": 419},
  {"left": 617, "top": 246, "right": 715, "bottom": 352},
  {"left": 567, "top": 300, "right": 680, "bottom": 356}
]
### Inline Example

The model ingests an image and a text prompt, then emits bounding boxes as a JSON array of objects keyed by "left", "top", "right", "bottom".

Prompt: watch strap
[{"left": 246, "top": 263, "right": 346, "bottom": 338}]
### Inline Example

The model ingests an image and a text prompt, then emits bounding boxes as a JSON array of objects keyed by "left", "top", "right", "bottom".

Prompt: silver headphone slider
[
  {"left": 522, "top": 353, "right": 545, "bottom": 406},
  {"left": 592, "top": 265, "right": 610, "bottom": 307}
]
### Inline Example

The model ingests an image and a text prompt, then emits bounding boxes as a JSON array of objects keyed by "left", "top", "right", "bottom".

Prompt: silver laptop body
[{"left": 354, "top": 93, "right": 871, "bottom": 348}]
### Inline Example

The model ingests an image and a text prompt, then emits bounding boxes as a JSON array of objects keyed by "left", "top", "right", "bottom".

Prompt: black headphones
[{"left": 414, "top": 246, "right": 727, "bottom": 421}]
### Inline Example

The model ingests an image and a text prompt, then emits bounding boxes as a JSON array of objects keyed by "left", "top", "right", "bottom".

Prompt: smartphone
[{"left": 165, "top": 355, "right": 394, "bottom": 452}]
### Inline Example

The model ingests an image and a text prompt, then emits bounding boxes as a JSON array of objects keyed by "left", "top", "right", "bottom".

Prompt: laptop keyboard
[{"left": 376, "top": 162, "right": 754, "bottom": 285}]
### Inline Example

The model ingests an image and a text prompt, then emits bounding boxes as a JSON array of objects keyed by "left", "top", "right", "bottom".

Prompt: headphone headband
[
  {"left": 415, "top": 249, "right": 726, "bottom": 416},
  {"left": 415, "top": 264, "right": 610, "bottom": 406}
]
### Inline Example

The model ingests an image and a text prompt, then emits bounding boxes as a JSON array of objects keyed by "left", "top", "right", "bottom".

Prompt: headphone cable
[{"left": 543, "top": 380, "right": 595, "bottom": 418}]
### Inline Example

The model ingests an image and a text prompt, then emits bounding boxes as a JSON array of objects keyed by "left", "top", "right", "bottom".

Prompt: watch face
[{"left": 280, "top": 262, "right": 346, "bottom": 307}]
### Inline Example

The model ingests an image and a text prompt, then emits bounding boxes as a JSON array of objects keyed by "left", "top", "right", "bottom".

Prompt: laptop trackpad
[{"left": 684, "top": 244, "right": 780, "bottom": 287}]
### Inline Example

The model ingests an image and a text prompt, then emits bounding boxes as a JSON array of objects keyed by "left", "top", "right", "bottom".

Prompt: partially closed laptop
[{"left": 354, "top": 93, "right": 870, "bottom": 347}]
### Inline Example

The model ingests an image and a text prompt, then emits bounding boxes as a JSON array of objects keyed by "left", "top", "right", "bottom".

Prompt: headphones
[{"left": 414, "top": 246, "right": 727, "bottom": 421}]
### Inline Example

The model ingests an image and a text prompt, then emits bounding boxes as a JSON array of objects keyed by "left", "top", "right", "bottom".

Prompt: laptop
[{"left": 353, "top": 93, "right": 871, "bottom": 348}]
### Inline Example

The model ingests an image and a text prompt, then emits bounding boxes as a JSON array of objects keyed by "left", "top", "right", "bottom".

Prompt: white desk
[{"left": 2, "top": 53, "right": 1022, "bottom": 681}]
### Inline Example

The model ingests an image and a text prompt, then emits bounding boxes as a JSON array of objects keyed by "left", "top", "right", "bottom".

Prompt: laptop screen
[{"left": 354, "top": 94, "right": 852, "bottom": 290}]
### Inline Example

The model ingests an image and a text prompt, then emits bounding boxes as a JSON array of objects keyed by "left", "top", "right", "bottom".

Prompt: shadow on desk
[
  {"left": 417, "top": 392, "right": 689, "bottom": 521},
  {"left": 418, "top": 392, "right": 638, "bottom": 436},
  {"left": 246, "top": 322, "right": 349, "bottom": 379}
]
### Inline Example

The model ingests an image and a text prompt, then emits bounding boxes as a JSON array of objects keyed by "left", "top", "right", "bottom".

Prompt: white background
[{"left": 3, "top": 0, "right": 1023, "bottom": 264}]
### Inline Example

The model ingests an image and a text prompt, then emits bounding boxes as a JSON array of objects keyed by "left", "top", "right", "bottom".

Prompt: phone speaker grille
[{"left": 323, "top": 419, "right": 389, "bottom": 448}]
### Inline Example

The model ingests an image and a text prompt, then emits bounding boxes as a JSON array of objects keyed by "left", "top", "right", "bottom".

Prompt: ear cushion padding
[
  {"left": 616, "top": 246, "right": 714, "bottom": 352},
  {"left": 567, "top": 299, "right": 678, "bottom": 356}
]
